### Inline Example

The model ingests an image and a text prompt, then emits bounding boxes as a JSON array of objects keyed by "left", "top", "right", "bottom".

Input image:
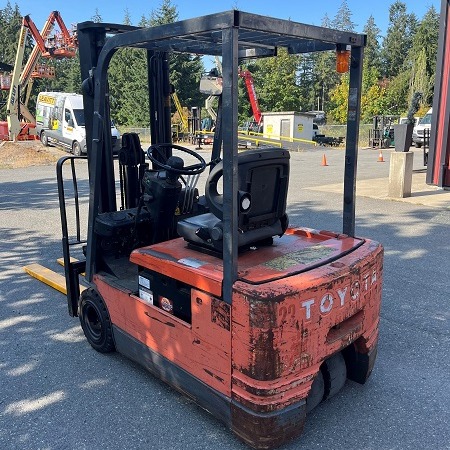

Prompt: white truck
[
  {"left": 412, "top": 108, "right": 432, "bottom": 148},
  {"left": 36, "top": 92, "right": 121, "bottom": 155}
]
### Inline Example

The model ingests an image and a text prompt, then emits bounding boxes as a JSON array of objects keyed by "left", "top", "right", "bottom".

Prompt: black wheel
[
  {"left": 40, "top": 131, "right": 49, "bottom": 147},
  {"left": 79, "top": 288, "right": 115, "bottom": 353},
  {"left": 306, "top": 369, "right": 325, "bottom": 412},
  {"left": 342, "top": 340, "right": 378, "bottom": 384},
  {"left": 415, "top": 142, "right": 422, "bottom": 148},
  {"left": 73, "top": 141, "right": 82, "bottom": 156},
  {"left": 322, "top": 352, "right": 347, "bottom": 400}
]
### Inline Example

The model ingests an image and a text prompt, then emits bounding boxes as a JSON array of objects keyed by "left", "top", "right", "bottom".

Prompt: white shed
[{"left": 262, "top": 111, "right": 315, "bottom": 141}]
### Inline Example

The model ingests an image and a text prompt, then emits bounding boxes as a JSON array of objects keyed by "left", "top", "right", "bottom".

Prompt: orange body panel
[
  {"left": 95, "top": 276, "right": 232, "bottom": 395},
  {"left": 127, "top": 227, "right": 383, "bottom": 409},
  {"left": 97, "top": 226, "right": 382, "bottom": 446}
]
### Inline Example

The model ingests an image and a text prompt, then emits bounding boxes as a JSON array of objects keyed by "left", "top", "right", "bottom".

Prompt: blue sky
[{"left": 7, "top": 0, "right": 441, "bottom": 38}]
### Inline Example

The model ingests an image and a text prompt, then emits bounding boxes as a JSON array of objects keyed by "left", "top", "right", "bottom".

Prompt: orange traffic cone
[
  {"left": 321, "top": 154, "right": 328, "bottom": 166},
  {"left": 377, "top": 150, "right": 385, "bottom": 162}
]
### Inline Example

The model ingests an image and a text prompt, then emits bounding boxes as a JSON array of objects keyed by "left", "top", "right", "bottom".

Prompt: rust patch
[
  {"left": 211, "top": 297, "right": 230, "bottom": 331},
  {"left": 230, "top": 399, "right": 306, "bottom": 448},
  {"left": 249, "top": 299, "right": 278, "bottom": 329},
  {"left": 245, "top": 329, "right": 282, "bottom": 381}
]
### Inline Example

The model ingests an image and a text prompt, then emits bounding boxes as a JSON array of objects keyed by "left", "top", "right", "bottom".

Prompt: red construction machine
[
  {"left": 57, "top": 12, "right": 382, "bottom": 449},
  {"left": 3, "top": 11, "right": 76, "bottom": 141},
  {"left": 239, "top": 68, "right": 263, "bottom": 129}
]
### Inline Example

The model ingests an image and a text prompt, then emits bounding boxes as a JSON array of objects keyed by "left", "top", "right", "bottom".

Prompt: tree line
[{"left": 0, "top": 0, "right": 440, "bottom": 127}]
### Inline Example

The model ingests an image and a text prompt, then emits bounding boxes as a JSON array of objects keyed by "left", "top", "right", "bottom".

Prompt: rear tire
[
  {"left": 79, "top": 288, "right": 115, "bottom": 353},
  {"left": 323, "top": 352, "right": 347, "bottom": 400},
  {"left": 306, "top": 369, "right": 325, "bottom": 412},
  {"left": 415, "top": 142, "right": 422, "bottom": 148},
  {"left": 40, "top": 131, "right": 49, "bottom": 147},
  {"left": 73, "top": 141, "right": 82, "bottom": 156}
]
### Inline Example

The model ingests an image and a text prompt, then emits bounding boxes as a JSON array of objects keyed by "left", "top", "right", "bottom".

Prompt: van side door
[{"left": 62, "top": 108, "right": 74, "bottom": 143}]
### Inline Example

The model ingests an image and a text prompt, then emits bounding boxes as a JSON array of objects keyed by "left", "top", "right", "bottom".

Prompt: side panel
[{"left": 94, "top": 276, "right": 232, "bottom": 396}]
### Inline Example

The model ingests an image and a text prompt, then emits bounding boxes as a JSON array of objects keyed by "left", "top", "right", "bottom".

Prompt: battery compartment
[{"left": 138, "top": 268, "right": 192, "bottom": 324}]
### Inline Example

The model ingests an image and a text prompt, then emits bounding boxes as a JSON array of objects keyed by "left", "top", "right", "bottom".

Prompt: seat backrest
[
  {"left": 206, "top": 147, "right": 290, "bottom": 230},
  {"left": 177, "top": 147, "right": 290, "bottom": 252}
]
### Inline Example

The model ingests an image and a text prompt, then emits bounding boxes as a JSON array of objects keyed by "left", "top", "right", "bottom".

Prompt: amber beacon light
[{"left": 336, "top": 44, "right": 350, "bottom": 73}]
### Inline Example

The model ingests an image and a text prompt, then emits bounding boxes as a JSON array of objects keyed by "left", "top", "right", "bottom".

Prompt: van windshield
[
  {"left": 420, "top": 114, "right": 432, "bottom": 125},
  {"left": 73, "top": 109, "right": 85, "bottom": 126}
]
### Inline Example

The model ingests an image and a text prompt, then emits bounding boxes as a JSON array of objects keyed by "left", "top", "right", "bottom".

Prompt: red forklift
[{"left": 57, "top": 12, "right": 383, "bottom": 449}]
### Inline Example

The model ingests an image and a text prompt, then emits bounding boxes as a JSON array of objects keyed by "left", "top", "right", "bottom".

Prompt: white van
[
  {"left": 412, "top": 108, "right": 432, "bottom": 148},
  {"left": 36, "top": 92, "right": 121, "bottom": 155}
]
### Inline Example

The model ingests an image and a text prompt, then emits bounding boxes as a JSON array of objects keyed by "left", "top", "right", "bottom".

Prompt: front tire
[
  {"left": 79, "top": 288, "right": 115, "bottom": 353},
  {"left": 40, "top": 131, "right": 49, "bottom": 147}
]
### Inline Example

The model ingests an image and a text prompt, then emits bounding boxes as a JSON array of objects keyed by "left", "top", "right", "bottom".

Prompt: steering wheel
[{"left": 147, "top": 143, "right": 207, "bottom": 175}]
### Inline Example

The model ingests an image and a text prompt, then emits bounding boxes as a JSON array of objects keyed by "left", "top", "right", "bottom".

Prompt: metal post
[
  {"left": 78, "top": 23, "right": 116, "bottom": 280},
  {"left": 343, "top": 45, "right": 364, "bottom": 237},
  {"left": 221, "top": 26, "right": 239, "bottom": 305}
]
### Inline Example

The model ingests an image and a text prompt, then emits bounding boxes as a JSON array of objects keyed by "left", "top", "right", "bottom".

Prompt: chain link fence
[
  {"left": 318, "top": 124, "right": 373, "bottom": 148},
  {"left": 118, "top": 127, "right": 152, "bottom": 143}
]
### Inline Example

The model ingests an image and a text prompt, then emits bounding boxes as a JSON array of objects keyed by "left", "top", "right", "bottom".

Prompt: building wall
[{"left": 262, "top": 112, "right": 314, "bottom": 141}]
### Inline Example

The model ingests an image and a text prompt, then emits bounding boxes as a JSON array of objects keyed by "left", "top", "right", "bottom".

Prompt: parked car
[
  {"left": 412, "top": 108, "right": 432, "bottom": 148},
  {"left": 307, "top": 110, "right": 326, "bottom": 125},
  {"left": 399, "top": 116, "right": 419, "bottom": 126}
]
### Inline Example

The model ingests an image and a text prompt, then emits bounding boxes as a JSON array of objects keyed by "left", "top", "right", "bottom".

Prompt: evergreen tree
[
  {"left": 363, "top": 15, "right": 382, "bottom": 74},
  {"left": 381, "top": 1, "right": 417, "bottom": 78},
  {"left": 384, "top": 70, "right": 410, "bottom": 115},
  {"left": 91, "top": 9, "right": 102, "bottom": 23},
  {"left": 0, "top": 1, "right": 21, "bottom": 65},
  {"left": 313, "top": 14, "right": 338, "bottom": 115},
  {"left": 146, "top": 0, "right": 204, "bottom": 110},
  {"left": 409, "top": 6, "right": 439, "bottom": 106},
  {"left": 332, "top": 0, "right": 357, "bottom": 32},
  {"left": 0, "top": 2, "right": 22, "bottom": 116},
  {"left": 0, "top": 0, "right": 441, "bottom": 128},
  {"left": 148, "top": 0, "right": 177, "bottom": 25},
  {"left": 298, "top": 53, "right": 319, "bottom": 111},
  {"left": 255, "top": 48, "right": 301, "bottom": 113},
  {"left": 108, "top": 41, "right": 148, "bottom": 126}
]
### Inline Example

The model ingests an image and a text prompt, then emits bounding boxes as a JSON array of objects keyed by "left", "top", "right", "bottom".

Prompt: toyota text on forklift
[{"left": 56, "top": 11, "right": 383, "bottom": 449}]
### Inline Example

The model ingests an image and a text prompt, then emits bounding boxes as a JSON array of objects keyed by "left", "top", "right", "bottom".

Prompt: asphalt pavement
[{"left": 0, "top": 145, "right": 449, "bottom": 450}]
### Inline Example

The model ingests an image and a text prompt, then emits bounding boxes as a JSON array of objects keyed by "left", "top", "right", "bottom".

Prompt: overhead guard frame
[{"left": 77, "top": 10, "right": 366, "bottom": 305}]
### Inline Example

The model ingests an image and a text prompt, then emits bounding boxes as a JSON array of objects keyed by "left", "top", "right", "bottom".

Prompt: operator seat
[{"left": 177, "top": 147, "right": 290, "bottom": 252}]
